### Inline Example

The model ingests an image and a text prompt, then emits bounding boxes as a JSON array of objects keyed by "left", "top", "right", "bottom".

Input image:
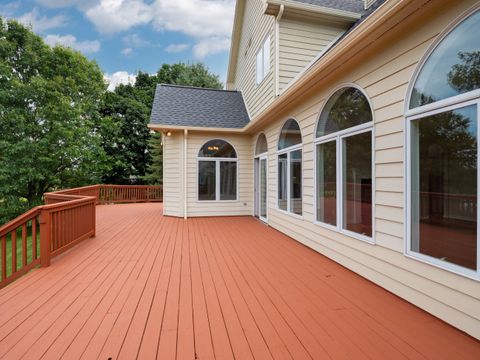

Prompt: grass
[{"left": 1, "top": 222, "right": 40, "bottom": 280}]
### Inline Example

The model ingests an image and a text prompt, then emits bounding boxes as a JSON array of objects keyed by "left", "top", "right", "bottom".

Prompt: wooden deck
[{"left": 0, "top": 203, "right": 479, "bottom": 360}]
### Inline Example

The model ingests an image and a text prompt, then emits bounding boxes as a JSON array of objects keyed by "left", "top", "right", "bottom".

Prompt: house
[{"left": 149, "top": 0, "right": 480, "bottom": 340}]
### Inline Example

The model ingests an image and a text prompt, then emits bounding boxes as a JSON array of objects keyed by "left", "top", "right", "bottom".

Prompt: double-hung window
[
  {"left": 406, "top": 9, "right": 480, "bottom": 277},
  {"left": 277, "top": 119, "right": 302, "bottom": 216},
  {"left": 256, "top": 36, "right": 271, "bottom": 84},
  {"left": 315, "top": 86, "right": 374, "bottom": 241},
  {"left": 198, "top": 139, "right": 238, "bottom": 201}
]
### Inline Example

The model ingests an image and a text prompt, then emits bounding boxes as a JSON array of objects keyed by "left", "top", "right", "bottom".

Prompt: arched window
[
  {"left": 315, "top": 86, "right": 373, "bottom": 241},
  {"left": 198, "top": 139, "right": 237, "bottom": 201},
  {"left": 278, "top": 118, "right": 302, "bottom": 150},
  {"left": 255, "top": 133, "right": 268, "bottom": 156},
  {"left": 409, "top": 10, "right": 480, "bottom": 109},
  {"left": 406, "top": 9, "right": 480, "bottom": 276},
  {"left": 277, "top": 119, "right": 302, "bottom": 215}
]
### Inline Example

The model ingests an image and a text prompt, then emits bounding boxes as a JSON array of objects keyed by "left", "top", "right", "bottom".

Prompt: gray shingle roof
[
  {"left": 149, "top": 84, "right": 250, "bottom": 129},
  {"left": 290, "top": 0, "right": 365, "bottom": 14}
]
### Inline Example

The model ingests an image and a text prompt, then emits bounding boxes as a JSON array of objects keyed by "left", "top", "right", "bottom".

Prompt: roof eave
[
  {"left": 226, "top": 0, "right": 246, "bottom": 88},
  {"left": 265, "top": 0, "right": 362, "bottom": 21},
  {"left": 148, "top": 124, "right": 245, "bottom": 133}
]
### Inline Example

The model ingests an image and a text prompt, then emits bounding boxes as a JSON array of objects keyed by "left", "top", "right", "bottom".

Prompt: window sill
[
  {"left": 275, "top": 207, "right": 304, "bottom": 220},
  {"left": 404, "top": 250, "right": 480, "bottom": 281},
  {"left": 313, "top": 221, "right": 375, "bottom": 245}
]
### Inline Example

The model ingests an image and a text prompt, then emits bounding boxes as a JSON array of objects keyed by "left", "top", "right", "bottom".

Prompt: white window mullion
[
  {"left": 477, "top": 102, "right": 480, "bottom": 276},
  {"left": 287, "top": 151, "right": 291, "bottom": 213},
  {"left": 336, "top": 137, "right": 342, "bottom": 231},
  {"left": 216, "top": 160, "right": 220, "bottom": 201}
]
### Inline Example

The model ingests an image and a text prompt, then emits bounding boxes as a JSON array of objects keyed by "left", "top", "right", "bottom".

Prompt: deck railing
[{"left": 0, "top": 184, "right": 162, "bottom": 289}]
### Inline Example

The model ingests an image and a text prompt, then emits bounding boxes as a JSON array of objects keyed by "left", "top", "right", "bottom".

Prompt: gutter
[
  {"left": 265, "top": 0, "right": 362, "bottom": 21},
  {"left": 184, "top": 129, "right": 188, "bottom": 219},
  {"left": 275, "top": 4, "right": 285, "bottom": 96}
]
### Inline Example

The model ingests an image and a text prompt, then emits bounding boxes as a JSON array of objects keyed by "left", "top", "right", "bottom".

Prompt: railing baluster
[
  {"left": 22, "top": 224, "right": 27, "bottom": 267},
  {"left": 1, "top": 236, "right": 6, "bottom": 281},
  {"left": 11, "top": 230, "right": 17, "bottom": 273},
  {"left": 32, "top": 218, "right": 37, "bottom": 260}
]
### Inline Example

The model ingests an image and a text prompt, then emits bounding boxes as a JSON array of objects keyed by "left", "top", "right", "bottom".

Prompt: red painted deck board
[{"left": 0, "top": 203, "right": 479, "bottom": 360}]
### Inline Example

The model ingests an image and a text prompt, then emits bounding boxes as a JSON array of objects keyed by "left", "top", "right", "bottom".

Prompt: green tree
[
  {"left": 101, "top": 63, "right": 222, "bottom": 185},
  {"left": 0, "top": 18, "right": 108, "bottom": 224}
]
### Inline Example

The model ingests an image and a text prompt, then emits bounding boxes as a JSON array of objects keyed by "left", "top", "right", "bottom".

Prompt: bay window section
[
  {"left": 343, "top": 131, "right": 372, "bottom": 237},
  {"left": 278, "top": 153, "right": 288, "bottom": 211},
  {"left": 277, "top": 119, "right": 303, "bottom": 215},
  {"left": 220, "top": 161, "right": 237, "bottom": 200},
  {"left": 406, "top": 9, "right": 480, "bottom": 276},
  {"left": 198, "top": 140, "right": 237, "bottom": 202},
  {"left": 410, "top": 105, "right": 477, "bottom": 271},
  {"left": 290, "top": 150, "right": 302, "bottom": 216},
  {"left": 198, "top": 161, "right": 216, "bottom": 201},
  {"left": 316, "top": 141, "right": 336, "bottom": 226},
  {"left": 315, "top": 86, "right": 373, "bottom": 241}
]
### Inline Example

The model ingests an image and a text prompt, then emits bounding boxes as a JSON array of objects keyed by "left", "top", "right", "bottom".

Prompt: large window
[
  {"left": 256, "top": 36, "right": 271, "bottom": 84},
  {"left": 407, "top": 9, "right": 480, "bottom": 277},
  {"left": 278, "top": 119, "right": 302, "bottom": 215},
  {"left": 315, "top": 86, "right": 373, "bottom": 241},
  {"left": 198, "top": 139, "right": 237, "bottom": 201}
]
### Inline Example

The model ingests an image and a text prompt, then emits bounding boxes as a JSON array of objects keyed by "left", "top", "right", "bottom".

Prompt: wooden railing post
[{"left": 39, "top": 209, "right": 51, "bottom": 267}]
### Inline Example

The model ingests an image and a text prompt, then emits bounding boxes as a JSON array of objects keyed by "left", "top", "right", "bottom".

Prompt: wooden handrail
[{"left": 0, "top": 184, "right": 163, "bottom": 289}]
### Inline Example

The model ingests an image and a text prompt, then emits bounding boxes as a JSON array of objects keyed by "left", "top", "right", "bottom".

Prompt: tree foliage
[{"left": 0, "top": 18, "right": 108, "bottom": 224}]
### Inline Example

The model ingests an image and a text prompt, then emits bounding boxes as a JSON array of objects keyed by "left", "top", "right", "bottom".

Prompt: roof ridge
[{"left": 158, "top": 83, "right": 239, "bottom": 93}]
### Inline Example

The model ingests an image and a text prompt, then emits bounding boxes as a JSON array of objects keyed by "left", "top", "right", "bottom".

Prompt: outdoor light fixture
[{"left": 166, "top": 131, "right": 172, "bottom": 137}]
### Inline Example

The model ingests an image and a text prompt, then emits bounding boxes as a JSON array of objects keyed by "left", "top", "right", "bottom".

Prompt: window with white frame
[
  {"left": 256, "top": 36, "right": 270, "bottom": 84},
  {"left": 406, "top": 9, "right": 480, "bottom": 276},
  {"left": 277, "top": 119, "right": 302, "bottom": 215},
  {"left": 315, "top": 87, "right": 373, "bottom": 240},
  {"left": 198, "top": 139, "right": 237, "bottom": 201}
]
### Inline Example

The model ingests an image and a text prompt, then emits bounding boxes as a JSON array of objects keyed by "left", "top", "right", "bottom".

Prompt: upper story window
[
  {"left": 255, "top": 133, "right": 268, "bottom": 156},
  {"left": 198, "top": 139, "right": 237, "bottom": 201},
  {"left": 315, "top": 86, "right": 373, "bottom": 241},
  {"left": 406, "top": 9, "right": 480, "bottom": 277},
  {"left": 256, "top": 36, "right": 271, "bottom": 85},
  {"left": 277, "top": 119, "right": 302, "bottom": 216}
]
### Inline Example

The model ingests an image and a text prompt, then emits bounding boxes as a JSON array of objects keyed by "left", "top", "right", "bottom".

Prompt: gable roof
[
  {"left": 290, "top": 0, "right": 365, "bottom": 14},
  {"left": 149, "top": 85, "right": 250, "bottom": 130}
]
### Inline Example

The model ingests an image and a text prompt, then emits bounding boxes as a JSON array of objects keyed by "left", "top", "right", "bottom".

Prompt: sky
[{"left": 0, "top": 0, "right": 236, "bottom": 90}]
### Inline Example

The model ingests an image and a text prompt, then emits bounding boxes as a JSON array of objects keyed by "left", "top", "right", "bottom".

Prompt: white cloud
[
  {"left": 152, "top": 0, "right": 234, "bottom": 38},
  {"left": 121, "top": 47, "right": 133, "bottom": 56},
  {"left": 165, "top": 43, "right": 189, "bottom": 53},
  {"left": 18, "top": 8, "right": 68, "bottom": 32},
  {"left": 152, "top": 0, "right": 234, "bottom": 58},
  {"left": 122, "top": 33, "right": 150, "bottom": 47},
  {"left": 193, "top": 37, "right": 230, "bottom": 59},
  {"left": 104, "top": 71, "right": 136, "bottom": 91},
  {"left": 85, "top": 0, "right": 152, "bottom": 34},
  {"left": 44, "top": 34, "right": 101, "bottom": 53}
]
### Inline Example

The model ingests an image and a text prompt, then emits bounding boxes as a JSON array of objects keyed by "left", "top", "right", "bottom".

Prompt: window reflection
[
  {"left": 411, "top": 105, "right": 477, "bottom": 270},
  {"left": 343, "top": 132, "right": 372, "bottom": 237},
  {"left": 410, "top": 11, "right": 480, "bottom": 108}
]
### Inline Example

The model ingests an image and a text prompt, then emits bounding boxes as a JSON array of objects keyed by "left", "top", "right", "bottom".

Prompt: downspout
[
  {"left": 275, "top": 4, "right": 284, "bottom": 96},
  {"left": 184, "top": 129, "right": 188, "bottom": 219}
]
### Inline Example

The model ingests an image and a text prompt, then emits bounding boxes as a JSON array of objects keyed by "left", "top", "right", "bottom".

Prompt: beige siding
[
  {"left": 233, "top": 0, "right": 276, "bottom": 118},
  {"left": 163, "top": 132, "right": 184, "bottom": 217},
  {"left": 255, "top": 0, "right": 480, "bottom": 339},
  {"left": 278, "top": 18, "right": 347, "bottom": 92},
  {"left": 186, "top": 133, "right": 253, "bottom": 217}
]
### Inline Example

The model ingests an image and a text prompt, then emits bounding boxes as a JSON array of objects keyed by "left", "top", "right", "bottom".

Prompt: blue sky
[{"left": 0, "top": 0, "right": 236, "bottom": 89}]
